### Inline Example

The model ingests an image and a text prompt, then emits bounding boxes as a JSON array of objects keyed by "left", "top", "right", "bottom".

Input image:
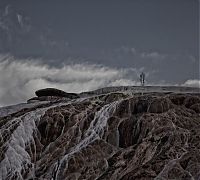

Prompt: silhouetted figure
[{"left": 140, "top": 72, "right": 145, "bottom": 86}]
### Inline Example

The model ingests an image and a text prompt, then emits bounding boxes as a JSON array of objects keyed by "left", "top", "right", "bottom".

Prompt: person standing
[{"left": 140, "top": 72, "right": 145, "bottom": 86}]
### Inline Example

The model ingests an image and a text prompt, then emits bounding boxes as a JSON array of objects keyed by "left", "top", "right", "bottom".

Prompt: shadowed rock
[
  {"left": 35, "top": 88, "right": 79, "bottom": 99},
  {"left": 27, "top": 96, "right": 67, "bottom": 103},
  {"left": 184, "top": 96, "right": 200, "bottom": 108},
  {"left": 190, "top": 103, "right": 200, "bottom": 113},
  {"left": 148, "top": 97, "right": 173, "bottom": 113}
]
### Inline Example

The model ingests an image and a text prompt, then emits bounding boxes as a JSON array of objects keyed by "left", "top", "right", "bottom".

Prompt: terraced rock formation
[{"left": 0, "top": 86, "right": 200, "bottom": 179}]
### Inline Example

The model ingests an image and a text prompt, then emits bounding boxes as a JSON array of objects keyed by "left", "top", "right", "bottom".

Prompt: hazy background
[{"left": 0, "top": 0, "right": 199, "bottom": 106}]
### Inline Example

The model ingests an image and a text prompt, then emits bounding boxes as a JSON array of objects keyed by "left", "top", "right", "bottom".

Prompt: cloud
[
  {"left": 4, "top": 5, "right": 13, "bottom": 16},
  {"left": 140, "top": 52, "right": 165, "bottom": 59},
  {"left": 17, "top": 14, "right": 23, "bottom": 27},
  {"left": 119, "top": 46, "right": 137, "bottom": 54},
  {"left": 182, "top": 79, "right": 200, "bottom": 88},
  {"left": 188, "top": 55, "right": 196, "bottom": 63},
  {"left": 109, "top": 79, "right": 140, "bottom": 86},
  {"left": 0, "top": 55, "right": 140, "bottom": 106},
  {"left": 116, "top": 46, "right": 165, "bottom": 59},
  {"left": 1, "top": 54, "right": 197, "bottom": 107}
]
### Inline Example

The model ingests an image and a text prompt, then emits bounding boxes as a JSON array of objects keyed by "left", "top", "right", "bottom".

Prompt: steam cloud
[
  {"left": 182, "top": 79, "right": 200, "bottom": 88},
  {"left": 0, "top": 55, "right": 198, "bottom": 107},
  {"left": 0, "top": 55, "right": 139, "bottom": 106}
]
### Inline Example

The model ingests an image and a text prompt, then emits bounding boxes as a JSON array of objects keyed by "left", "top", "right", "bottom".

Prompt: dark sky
[{"left": 0, "top": 0, "right": 199, "bottom": 83}]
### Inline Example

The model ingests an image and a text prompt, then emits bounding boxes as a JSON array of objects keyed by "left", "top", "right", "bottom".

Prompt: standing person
[{"left": 140, "top": 72, "right": 145, "bottom": 86}]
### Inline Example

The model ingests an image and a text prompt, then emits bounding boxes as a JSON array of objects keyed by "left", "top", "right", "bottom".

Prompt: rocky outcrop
[
  {"left": 35, "top": 88, "right": 79, "bottom": 99},
  {"left": 0, "top": 88, "right": 200, "bottom": 180}
]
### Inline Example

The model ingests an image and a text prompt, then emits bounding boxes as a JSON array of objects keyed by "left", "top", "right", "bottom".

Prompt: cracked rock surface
[{"left": 0, "top": 87, "right": 200, "bottom": 179}]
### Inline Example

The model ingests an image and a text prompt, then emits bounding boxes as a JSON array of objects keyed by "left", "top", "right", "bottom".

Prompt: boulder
[{"left": 35, "top": 88, "right": 79, "bottom": 99}]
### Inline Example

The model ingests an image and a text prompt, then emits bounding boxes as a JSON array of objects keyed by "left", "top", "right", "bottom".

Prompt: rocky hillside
[{"left": 0, "top": 86, "right": 200, "bottom": 180}]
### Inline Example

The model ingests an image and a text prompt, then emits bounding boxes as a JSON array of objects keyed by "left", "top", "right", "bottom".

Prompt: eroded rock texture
[{"left": 0, "top": 88, "right": 200, "bottom": 180}]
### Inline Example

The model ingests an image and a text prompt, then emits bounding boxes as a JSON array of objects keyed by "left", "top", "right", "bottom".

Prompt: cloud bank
[
  {"left": 0, "top": 55, "right": 140, "bottom": 106},
  {"left": 0, "top": 55, "right": 198, "bottom": 107},
  {"left": 182, "top": 79, "right": 200, "bottom": 88}
]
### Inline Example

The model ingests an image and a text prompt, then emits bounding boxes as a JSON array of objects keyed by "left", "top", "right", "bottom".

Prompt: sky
[{"left": 0, "top": 0, "right": 199, "bottom": 106}]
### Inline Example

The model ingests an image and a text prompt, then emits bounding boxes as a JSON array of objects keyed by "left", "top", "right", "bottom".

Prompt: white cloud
[
  {"left": 0, "top": 55, "right": 139, "bottom": 106},
  {"left": 182, "top": 79, "right": 200, "bottom": 88},
  {"left": 141, "top": 52, "right": 165, "bottom": 59},
  {"left": 17, "top": 14, "right": 23, "bottom": 27},
  {"left": 109, "top": 79, "right": 140, "bottom": 86},
  {"left": 0, "top": 55, "right": 198, "bottom": 107},
  {"left": 116, "top": 46, "right": 137, "bottom": 54},
  {"left": 4, "top": 5, "right": 12, "bottom": 16}
]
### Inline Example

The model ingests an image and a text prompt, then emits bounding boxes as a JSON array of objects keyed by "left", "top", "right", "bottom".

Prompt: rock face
[
  {"left": 35, "top": 88, "right": 79, "bottom": 99},
  {"left": 0, "top": 87, "right": 200, "bottom": 180}
]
